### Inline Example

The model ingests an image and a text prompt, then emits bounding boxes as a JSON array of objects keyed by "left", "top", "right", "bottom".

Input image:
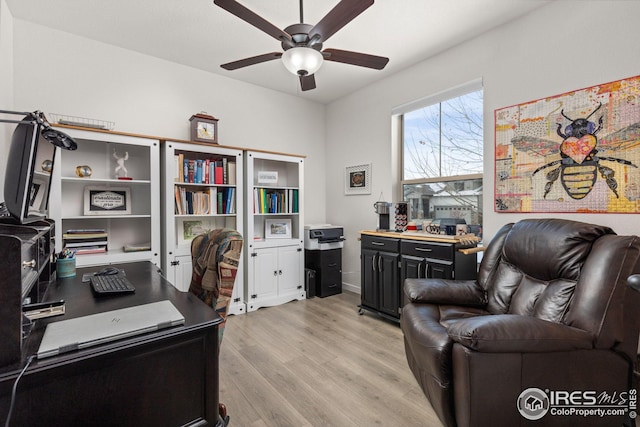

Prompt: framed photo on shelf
[
  {"left": 176, "top": 218, "right": 211, "bottom": 245},
  {"left": 265, "top": 218, "right": 292, "bottom": 239},
  {"left": 28, "top": 178, "right": 47, "bottom": 213},
  {"left": 345, "top": 163, "right": 371, "bottom": 195},
  {"left": 83, "top": 186, "right": 131, "bottom": 215}
]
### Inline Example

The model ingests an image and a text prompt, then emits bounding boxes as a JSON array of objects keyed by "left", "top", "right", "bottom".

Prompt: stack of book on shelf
[
  {"left": 63, "top": 229, "right": 108, "bottom": 255},
  {"left": 174, "top": 154, "right": 236, "bottom": 185},
  {"left": 123, "top": 242, "right": 151, "bottom": 252},
  {"left": 253, "top": 188, "right": 298, "bottom": 214},
  {"left": 175, "top": 187, "right": 236, "bottom": 215}
]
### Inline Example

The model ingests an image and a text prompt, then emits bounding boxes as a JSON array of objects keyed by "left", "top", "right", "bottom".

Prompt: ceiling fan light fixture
[{"left": 282, "top": 47, "right": 323, "bottom": 76}]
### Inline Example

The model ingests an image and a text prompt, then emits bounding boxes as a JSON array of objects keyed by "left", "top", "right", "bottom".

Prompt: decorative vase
[{"left": 75, "top": 165, "right": 93, "bottom": 178}]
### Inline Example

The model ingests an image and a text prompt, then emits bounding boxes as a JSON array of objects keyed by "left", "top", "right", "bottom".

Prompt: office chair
[{"left": 189, "top": 228, "right": 243, "bottom": 427}]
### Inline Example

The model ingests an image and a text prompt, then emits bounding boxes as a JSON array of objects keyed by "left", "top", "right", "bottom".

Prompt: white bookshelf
[
  {"left": 49, "top": 126, "right": 161, "bottom": 267},
  {"left": 244, "top": 150, "right": 305, "bottom": 311},
  {"left": 161, "top": 141, "right": 245, "bottom": 315}
]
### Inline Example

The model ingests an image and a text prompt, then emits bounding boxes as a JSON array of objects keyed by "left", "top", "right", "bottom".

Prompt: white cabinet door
[
  {"left": 174, "top": 254, "right": 193, "bottom": 292},
  {"left": 278, "top": 245, "right": 303, "bottom": 295},
  {"left": 251, "top": 247, "right": 279, "bottom": 302}
]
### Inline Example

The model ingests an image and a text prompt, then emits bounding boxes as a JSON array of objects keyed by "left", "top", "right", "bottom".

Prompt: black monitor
[
  {"left": 1, "top": 111, "right": 77, "bottom": 224},
  {"left": 3, "top": 118, "right": 54, "bottom": 223}
]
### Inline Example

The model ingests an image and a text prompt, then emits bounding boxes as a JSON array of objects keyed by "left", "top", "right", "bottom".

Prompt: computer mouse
[{"left": 96, "top": 267, "right": 120, "bottom": 276}]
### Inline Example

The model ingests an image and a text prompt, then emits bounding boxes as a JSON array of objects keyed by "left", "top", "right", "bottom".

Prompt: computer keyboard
[{"left": 90, "top": 274, "right": 135, "bottom": 295}]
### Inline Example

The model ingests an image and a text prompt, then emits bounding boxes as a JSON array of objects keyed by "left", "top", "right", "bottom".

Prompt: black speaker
[{"left": 305, "top": 268, "right": 316, "bottom": 298}]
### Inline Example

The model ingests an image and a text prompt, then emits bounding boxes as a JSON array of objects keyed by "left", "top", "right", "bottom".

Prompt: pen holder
[{"left": 57, "top": 257, "right": 76, "bottom": 278}]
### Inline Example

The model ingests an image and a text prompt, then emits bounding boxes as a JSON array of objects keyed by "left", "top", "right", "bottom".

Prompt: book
[
  {"left": 175, "top": 186, "right": 183, "bottom": 215},
  {"left": 214, "top": 165, "right": 224, "bottom": 184},
  {"left": 123, "top": 242, "right": 151, "bottom": 252},
  {"left": 187, "top": 160, "right": 195, "bottom": 183},
  {"left": 228, "top": 162, "right": 236, "bottom": 185},
  {"left": 74, "top": 246, "right": 107, "bottom": 255},
  {"left": 63, "top": 232, "right": 108, "bottom": 240},
  {"left": 222, "top": 157, "right": 228, "bottom": 184},
  {"left": 65, "top": 229, "right": 105, "bottom": 234},
  {"left": 196, "top": 159, "right": 203, "bottom": 183},
  {"left": 64, "top": 240, "right": 108, "bottom": 248}
]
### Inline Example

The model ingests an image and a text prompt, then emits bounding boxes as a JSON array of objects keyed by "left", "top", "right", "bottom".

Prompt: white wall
[
  {"left": 326, "top": 0, "right": 640, "bottom": 291},
  {"left": 0, "top": 0, "right": 14, "bottom": 196},
  {"left": 6, "top": 2, "right": 640, "bottom": 294},
  {"left": 9, "top": 19, "right": 327, "bottom": 225}
]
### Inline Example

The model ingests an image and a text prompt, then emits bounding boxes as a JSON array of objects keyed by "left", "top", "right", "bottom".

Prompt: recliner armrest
[
  {"left": 448, "top": 314, "right": 594, "bottom": 352},
  {"left": 404, "top": 278, "right": 486, "bottom": 306}
]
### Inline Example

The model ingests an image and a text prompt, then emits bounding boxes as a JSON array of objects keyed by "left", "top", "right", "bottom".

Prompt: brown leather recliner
[{"left": 401, "top": 219, "right": 640, "bottom": 427}]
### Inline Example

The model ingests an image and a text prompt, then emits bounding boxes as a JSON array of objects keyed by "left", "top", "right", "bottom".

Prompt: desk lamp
[{"left": 0, "top": 109, "right": 77, "bottom": 150}]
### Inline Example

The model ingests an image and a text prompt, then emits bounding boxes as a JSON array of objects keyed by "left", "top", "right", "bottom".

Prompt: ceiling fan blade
[
  {"left": 214, "top": 0, "right": 293, "bottom": 44},
  {"left": 299, "top": 74, "right": 316, "bottom": 91},
  {"left": 221, "top": 52, "right": 283, "bottom": 70},
  {"left": 308, "top": 0, "right": 374, "bottom": 44},
  {"left": 323, "top": 48, "right": 389, "bottom": 70}
]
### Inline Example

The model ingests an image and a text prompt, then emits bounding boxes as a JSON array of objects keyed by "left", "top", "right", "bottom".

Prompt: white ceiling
[{"left": 6, "top": 0, "right": 549, "bottom": 104}]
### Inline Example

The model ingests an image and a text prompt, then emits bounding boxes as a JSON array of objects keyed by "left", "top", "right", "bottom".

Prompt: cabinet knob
[{"left": 23, "top": 259, "right": 36, "bottom": 268}]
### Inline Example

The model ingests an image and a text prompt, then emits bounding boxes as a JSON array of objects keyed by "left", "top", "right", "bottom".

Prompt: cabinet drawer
[
  {"left": 361, "top": 235, "right": 400, "bottom": 252},
  {"left": 401, "top": 240, "right": 453, "bottom": 261}
]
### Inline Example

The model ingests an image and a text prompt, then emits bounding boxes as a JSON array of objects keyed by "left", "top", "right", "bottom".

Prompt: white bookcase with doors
[
  {"left": 244, "top": 150, "right": 305, "bottom": 312},
  {"left": 49, "top": 126, "right": 161, "bottom": 267},
  {"left": 161, "top": 141, "right": 245, "bottom": 315}
]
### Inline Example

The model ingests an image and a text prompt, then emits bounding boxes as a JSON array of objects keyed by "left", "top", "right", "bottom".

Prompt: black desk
[{"left": 0, "top": 261, "right": 223, "bottom": 426}]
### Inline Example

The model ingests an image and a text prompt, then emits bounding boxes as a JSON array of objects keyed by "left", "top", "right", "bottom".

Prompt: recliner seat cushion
[{"left": 401, "top": 303, "right": 489, "bottom": 388}]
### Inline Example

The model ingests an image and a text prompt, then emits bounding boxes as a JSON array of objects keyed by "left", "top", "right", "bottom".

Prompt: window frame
[{"left": 395, "top": 78, "right": 484, "bottom": 228}]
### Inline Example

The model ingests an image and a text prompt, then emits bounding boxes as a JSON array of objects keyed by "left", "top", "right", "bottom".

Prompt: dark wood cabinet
[
  {"left": 305, "top": 249, "right": 342, "bottom": 297},
  {"left": 0, "top": 219, "right": 55, "bottom": 368},
  {"left": 359, "top": 235, "right": 401, "bottom": 321},
  {"left": 360, "top": 231, "right": 478, "bottom": 321},
  {"left": 400, "top": 240, "right": 476, "bottom": 280}
]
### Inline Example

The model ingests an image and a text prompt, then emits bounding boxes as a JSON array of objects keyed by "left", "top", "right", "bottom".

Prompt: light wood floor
[{"left": 219, "top": 291, "right": 443, "bottom": 427}]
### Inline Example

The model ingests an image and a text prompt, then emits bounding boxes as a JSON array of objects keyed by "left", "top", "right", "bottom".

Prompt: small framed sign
[
  {"left": 84, "top": 186, "right": 131, "bottom": 215},
  {"left": 257, "top": 171, "right": 278, "bottom": 185}
]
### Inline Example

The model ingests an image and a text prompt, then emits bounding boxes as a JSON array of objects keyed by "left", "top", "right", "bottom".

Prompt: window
[{"left": 397, "top": 81, "right": 483, "bottom": 237}]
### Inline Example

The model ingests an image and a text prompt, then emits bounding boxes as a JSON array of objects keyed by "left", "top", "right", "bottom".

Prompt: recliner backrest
[
  {"left": 477, "top": 219, "right": 640, "bottom": 357},
  {"left": 478, "top": 219, "right": 614, "bottom": 319}
]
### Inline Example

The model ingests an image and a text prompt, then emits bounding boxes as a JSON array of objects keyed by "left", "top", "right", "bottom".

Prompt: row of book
[
  {"left": 253, "top": 188, "right": 299, "bottom": 214},
  {"left": 62, "top": 229, "right": 108, "bottom": 255},
  {"left": 175, "top": 186, "right": 236, "bottom": 215},
  {"left": 174, "top": 154, "right": 236, "bottom": 185}
]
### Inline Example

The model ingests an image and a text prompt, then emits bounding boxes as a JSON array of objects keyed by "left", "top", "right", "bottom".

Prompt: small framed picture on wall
[{"left": 345, "top": 163, "right": 371, "bottom": 195}]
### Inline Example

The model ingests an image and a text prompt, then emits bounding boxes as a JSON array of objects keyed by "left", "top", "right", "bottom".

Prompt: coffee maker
[{"left": 374, "top": 201, "right": 392, "bottom": 231}]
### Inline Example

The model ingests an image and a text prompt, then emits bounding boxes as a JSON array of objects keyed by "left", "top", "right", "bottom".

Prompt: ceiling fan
[{"left": 213, "top": 0, "right": 389, "bottom": 91}]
